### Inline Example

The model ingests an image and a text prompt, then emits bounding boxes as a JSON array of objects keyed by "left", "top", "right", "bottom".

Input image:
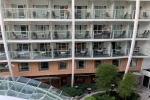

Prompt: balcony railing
[
  {"left": 93, "top": 49, "right": 110, "bottom": 57},
  {"left": 112, "top": 30, "right": 131, "bottom": 39},
  {"left": 52, "top": 31, "right": 71, "bottom": 40},
  {"left": 94, "top": 9, "right": 113, "bottom": 19},
  {"left": 113, "top": 9, "right": 134, "bottom": 19},
  {"left": 3, "top": 8, "right": 71, "bottom": 19},
  {"left": 75, "top": 9, "right": 90, "bottom": 19},
  {"left": 75, "top": 49, "right": 92, "bottom": 57},
  {"left": 53, "top": 50, "right": 72, "bottom": 59},
  {"left": 75, "top": 30, "right": 92, "bottom": 39},
  {"left": 136, "top": 30, "right": 150, "bottom": 38},
  {"left": 0, "top": 51, "right": 6, "bottom": 60},
  {"left": 133, "top": 47, "right": 149, "bottom": 56},
  {"left": 111, "top": 49, "right": 129, "bottom": 57}
]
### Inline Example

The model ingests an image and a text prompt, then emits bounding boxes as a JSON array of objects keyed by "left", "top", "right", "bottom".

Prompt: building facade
[{"left": 0, "top": 0, "right": 150, "bottom": 88}]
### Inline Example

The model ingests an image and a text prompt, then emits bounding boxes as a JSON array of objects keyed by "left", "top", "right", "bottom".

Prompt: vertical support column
[
  {"left": 125, "top": 0, "right": 140, "bottom": 74},
  {"left": 0, "top": 0, "right": 14, "bottom": 80},
  {"left": 71, "top": 0, "right": 75, "bottom": 87}
]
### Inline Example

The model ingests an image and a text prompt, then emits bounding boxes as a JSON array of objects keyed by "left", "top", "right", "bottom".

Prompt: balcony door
[
  {"left": 14, "top": 25, "right": 28, "bottom": 35},
  {"left": 56, "top": 43, "right": 69, "bottom": 50},
  {"left": 93, "top": 25, "right": 105, "bottom": 34},
  {"left": 17, "top": 44, "right": 29, "bottom": 51},
  {"left": 115, "top": 6, "right": 124, "bottom": 18},
  {"left": 75, "top": 25, "right": 87, "bottom": 34},
  {"left": 33, "top": 5, "right": 48, "bottom": 18},
  {"left": 35, "top": 25, "right": 49, "bottom": 35},
  {"left": 93, "top": 42, "right": 104, "bottom": 50},
  {"left": 111, "top": 42, "right": 121, "bottom": 50},
  {"left": 75, "top": 43, "right": 86, "bottom": 51},
  {"left": 54, "top": 5, "right": 68, "bottom": 18},
  {"left": 37, "top": 43, "right": 51, "bottom": 51},
  {"left": 75, "top": 6, "right": 87, "bottom": 19},
  {"left": 94, "top": 6, "right": 106, "bottom": 18}
]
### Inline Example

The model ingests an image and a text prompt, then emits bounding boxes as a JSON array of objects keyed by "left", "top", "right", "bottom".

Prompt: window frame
[
  {"left": 94, "top": 60, "right": 104, "bottom": 68},
  {"left": 112, "top": 59, "right": 120, "bottom": 67},
  {"left": 76, "top": 61, "right": 86, "bottom": 69},
  {"left": 130, "top": 59, "right": 138, "bottom": 67},
  {"left": 58, "top": 61, "right": 68, "bottom": 70},
  {"left": 18, "top": 63, "right": 29, "bottom": 72},
  {"left": 39, "top": 62, "right": 49, "bottom": 71}
]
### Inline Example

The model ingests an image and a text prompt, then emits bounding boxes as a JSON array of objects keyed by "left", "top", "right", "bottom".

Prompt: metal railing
[
  {"left": 75, "top": 30, "right": 92, "bottom": 39},
  {"left": 139, "top": 10, "right": 150, "bottom": 19},
  {"left": 94, "top": 9, "right": 113, "bottom": 19},
  {"left": 133, "top": 48, "right": 149, "bottom": 56},
  {"left": 75, "top": 9, "right": 90, "bottom": 19},
  {"left": 75, "top": 49, "right": 92, "bottom": 57},
  {"left": 136, "top": 30, "right": 150, "bottom": 38},
  {"left": 111, "top": 49, "right": 129, "bottom": 57},
  {"left": 52, "top": 31, "right": 71, "bottom": 39}
]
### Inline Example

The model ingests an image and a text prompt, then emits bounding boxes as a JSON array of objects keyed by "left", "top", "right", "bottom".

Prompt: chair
[
  {"left": 123, "top": 12, "right": 128, "bottom": 19},
  {"left": 75, "top": 12, "right": 80, "bottom": 19},
  {"left": 54, "top": 31, "right": 58, "bottom": 39},
  {"left": 52, "top": 11, "right": 59, "bottom": 19},
  {"left": 85, "top": 31, "right": 91, "bottom": 39},
  {"left": 54, "top": 49, "right": 59, "bottom": 57},
  {"left": 45, "top": 12, "right": 49, "bottom": 19},
  {"left": 139, "top": 30, "right": 147, "bottom": 38},
  {"left": 105, "top": 12, "right": 110, "bottom": 18},
  {"left": 84, "top": 48, "right": 88, "bottom": 56},
  {"left": 134, "top": 47, "right": 140, "bottom": 55},
  {"left": 32, "top": 32, "right": 38, "bottom": 39},
  {"left": 33, "top": 11, "right": 36, "bottom": 18},
  {"left": 47, "top": 32, "right": 51, "bottom": 39},
  {"left": 142, "top": 12, "right": 149, "bottom": 19},
  {"left": 7, "top": 11, "right": 12, "bottom": 18},
  {"left": 120, "top": 31, "right": 126, "bottom": 38},
  {"left": 12, "top": 32, "right": 18, "bottom": 39},
  {"left": 143, "top": 30, "right": 150, "bottom": 38},
  {"left": 86, "top": 12, "right": 90, "bottom": 19},
  {"left": 67, "top": 31, "right": 70, "bottom": 39}
]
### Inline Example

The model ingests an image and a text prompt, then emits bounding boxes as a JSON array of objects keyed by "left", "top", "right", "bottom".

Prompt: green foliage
[
  {"left": 117, "top": 73, "right": 136, "bottom": 99},
  {"left": 92, "top": 93, "right": 115, "bottom": 100},
  {"left": 95, "top": 64, "right": 118, "bottom": 91},
  {"left": 60, "top": 85, "right": 82, "bottom": 97},
  {"left": 84, "top": 96, "right": 96, "bottom": 100}
]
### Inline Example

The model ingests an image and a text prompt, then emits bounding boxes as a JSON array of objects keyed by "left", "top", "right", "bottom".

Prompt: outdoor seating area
[{"left": 53, "top": 49, "right": 71, "bottom": 59}]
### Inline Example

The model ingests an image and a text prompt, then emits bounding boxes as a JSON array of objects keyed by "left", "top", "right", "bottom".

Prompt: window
[
  {"left": 112, "top": 60, "right": 120, "bottom": 67},
  {"left": 0, "top": 64, "right": 8, "bottom": 72},
  {"left": 75, "top": 43, "right": 86, "bottom": 50},
  {"left": 130, "top": 59, "right": 137, "bottom": 67},
  {"left": 17, "top": 44, "right": 29, "bottom": 51},
  {"left": 58, "top": 61, "right": 68, "bottom": 70},
  {"left": 56, "top": 43, "right": 69, "bottom": 50},
  {"left": 39, "top": 62, "right": 49, "bottom": 71},
  {"left": 19, "top": 63, "right": 29, "bottom": 72},
  {"left": 76, "top": 61, "right": 86, "bottom": 69},
  {"left": 95, "top": 60, "right": 104, "bottom": 68}
]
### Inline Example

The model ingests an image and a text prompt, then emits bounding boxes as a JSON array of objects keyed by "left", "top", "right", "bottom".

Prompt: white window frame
[
  {"left": 58, "top": 61, "right": 68, "bottom": 70},
  {"left": 39, "top": 62, "right": 49, "bottom": 71}
]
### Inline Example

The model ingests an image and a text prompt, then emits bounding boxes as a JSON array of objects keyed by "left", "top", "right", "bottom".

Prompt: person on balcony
[
  {"left": 64, "top": 6, "right": 68, "bottom": 19},
  {"left": 102, "top": 26, "right": 106, "bottom": 38}
]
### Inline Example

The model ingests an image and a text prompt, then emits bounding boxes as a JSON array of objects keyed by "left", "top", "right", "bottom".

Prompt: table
[
  {"left": 81, "top": 51, "right": 86, "bottom": 54},
  {"left": 60, "top": 51, "right": 67, "bottom": 57},
  {"left": 18, "top": 51, "right": 29, "bottom": 58}
]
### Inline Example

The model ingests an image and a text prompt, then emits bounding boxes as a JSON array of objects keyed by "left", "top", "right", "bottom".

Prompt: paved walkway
[{"left": 80, "top": 87, "right": 150, "bottom": 100}]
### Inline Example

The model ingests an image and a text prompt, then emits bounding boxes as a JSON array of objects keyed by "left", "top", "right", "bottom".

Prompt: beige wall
[{"left": 0, "top": 58, "right": 143, "bottom": 76}]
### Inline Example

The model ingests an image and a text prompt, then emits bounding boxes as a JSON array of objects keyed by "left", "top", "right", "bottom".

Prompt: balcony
[
  {"left": 75, "top": 49, "right": 92, "bottom": 57},
  {"left": 93, "top": 30, "right": 132, "bottom": 39},
  {"left": 53, "top": 49, "right": 72, "bottom": 59},
  {"left": 93, "top": 48, "right": 110, "bottom": 57},
  {"left": 9, "top": 51, "right": 52, "bottom": 60},
  {"left": 133, "top": 47, "right": 149, "bottom": 57},
  {"left": 52, "top": 31, "right": 71, "bottom": 40},
  {"left": 3, "top": 8, "right": 71, "bottom": 19},
  {"left": 136, "top": 30, "right": 150, "bottom": 38},
  {"left": 94, "top": 9, "right": 113, "bottom": 19},
  {"left": 75, "top": 31, "right": 91, "bottom": 39},
  {"left": 111, "top": 48, "right": 129, "bottom": 57},
  {"left": 113, "top": 9, "right": 134, "bottom": 19},
  {"left": 0, "top": 52, "right": 6, "bottom": 60}
]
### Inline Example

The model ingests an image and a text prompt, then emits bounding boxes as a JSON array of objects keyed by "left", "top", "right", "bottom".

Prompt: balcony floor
[
  {"left": 93, "top": 54, "right": 110, "bottom": 57},
  {"left": 133, "top": 53, "right": 147, "bottom": 56}
]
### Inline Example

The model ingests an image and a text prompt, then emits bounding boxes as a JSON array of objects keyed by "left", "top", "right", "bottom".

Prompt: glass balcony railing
[
  {"left": 139, "top": 10, "right": 150, "bottom": 19},
  {"left": 136, "top": 30, "right": 150, "bottom": 38},
  {"left": 53, "top": 50, "right": 72, "bottom": 59},
  {"left": 94, "top": 9, "right": 113, "bottom": 19},
  {"left": 9, "top": 51, "right": 53, "bottom": 60},
  {"left": 0, "top": 32, "right": 2, "bottom": 40},
  {"left": 133, "top": 48, "right": 149, "bottom": 56},
  {"left": 0, "top": 76, "right": 74, "bottom": 100},
  {"left": 113, "top": 9, "right": 134, "bottom": 19},
  {"left": 93, "top": 30, "right": 132, "bottom": 39},
  {"left": 93, "top": 49, "right": 110, "bottom": 57},
  {"left": 75, "top": 30, "right": 92, "bottom": 39},
  {"left": 111, "top": 49, "right": 129, "bottom": 57},
  {"left": 75, "top": 49, "right": 92, "bottom": 57},
  {"left": 75, "top": 9, "right": 90, "bottom": 19},
  {"left": 52, "top": 31, "right": 71, "bottom": 40},
  {"left": 51, "top": 9, "right": 71, "bottom": 19},
  {"left": 0, "top": 51, "right": 6, "bottom": 60}
]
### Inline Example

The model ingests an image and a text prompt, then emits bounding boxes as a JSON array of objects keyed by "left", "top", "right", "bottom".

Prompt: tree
[
  {"left": 95, "top": 64, "right": 118, "bottom": 91},
  {"left": 117, "top": 73, "right": 136, "bottom": 100}
]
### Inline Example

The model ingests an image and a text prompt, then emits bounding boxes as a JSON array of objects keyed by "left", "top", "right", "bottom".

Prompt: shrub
[
  {"left": 84, "top": 96, "right": 96, "bottom": 100},
  {"left": 60, "top": 86, "right": 82, "bottom": 97}
]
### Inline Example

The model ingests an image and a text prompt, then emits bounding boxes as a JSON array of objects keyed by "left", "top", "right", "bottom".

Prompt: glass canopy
[{"left": 0, "top": 75, "right": 74, "bottom": 100}]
